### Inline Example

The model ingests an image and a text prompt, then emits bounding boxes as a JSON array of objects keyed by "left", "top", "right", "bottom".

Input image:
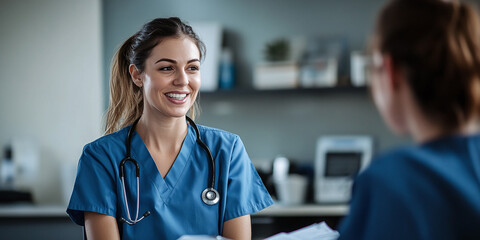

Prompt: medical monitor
[
  {"left": 325, "top": 152, "right": 362, "bottom": 177},
  {"left": 315, "top": 136, "right": 373, "bottom": 203}
]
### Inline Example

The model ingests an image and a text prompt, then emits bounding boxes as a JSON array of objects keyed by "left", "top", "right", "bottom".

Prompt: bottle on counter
[{"left": 218, "top": 48, "right": 235, "bottom": 90}]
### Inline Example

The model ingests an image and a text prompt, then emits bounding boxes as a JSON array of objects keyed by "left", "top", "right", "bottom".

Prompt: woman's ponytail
[{"left": 105, "top": 35, "right": 144, "bottom": 134}]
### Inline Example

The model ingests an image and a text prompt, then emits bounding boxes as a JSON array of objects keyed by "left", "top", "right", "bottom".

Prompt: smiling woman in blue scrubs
[
  {"left": 338, "top": 0, "right": 480, "bottom": 239},
  {"left": 66, "top": 17, "right": 273, "bottom": 240}
]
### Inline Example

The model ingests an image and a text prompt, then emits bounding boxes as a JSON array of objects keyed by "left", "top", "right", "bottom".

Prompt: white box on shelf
[
  {"left": 300, "top": 57, "right": 338, "bottom": 88},
  {"left": 254, "top": 61, "right": 300, "bottom": 90}
]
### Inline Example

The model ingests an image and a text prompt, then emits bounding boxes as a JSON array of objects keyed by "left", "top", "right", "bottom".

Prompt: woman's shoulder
[
  {"left": 360, "top": 134, "right": 480, "bottom": 185},
  {"left": 372, "top": 145, "right": 419, "bottom": 165},
  {"left": 356, "top": 144, "right": 441, "bottom": 189},
  {"left": 82, "top": 126, "right": 129, "bottom": 152},
  {"left": 195, "top": 124, "right": 240, "bottom": 142},
  {"left": 359, "top": 146, "right": 416, "bottom": 180},
  {"left": 370, "top": 133, "right": 480, "bottom": 169}
]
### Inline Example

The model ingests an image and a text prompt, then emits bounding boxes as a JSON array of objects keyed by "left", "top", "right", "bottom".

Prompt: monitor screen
[{"left": 325, "top": 152, "right": 362, "bottom": 177}]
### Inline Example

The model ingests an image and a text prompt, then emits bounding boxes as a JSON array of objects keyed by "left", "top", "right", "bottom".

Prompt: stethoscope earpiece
[{"left": 119, "top": 210, "right": 151, "bottom": 225}]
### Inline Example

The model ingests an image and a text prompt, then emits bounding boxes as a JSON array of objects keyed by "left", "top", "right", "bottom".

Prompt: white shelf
[
  {"left": 253, "top": 203, "right": 349, "bottom": 217},
  {"left": 0, "top": 204, "right": 67, "bottom": 218}
]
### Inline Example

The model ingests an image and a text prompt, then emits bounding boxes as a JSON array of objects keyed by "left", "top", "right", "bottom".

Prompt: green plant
[{"left": 264, "top": 39, "right": 289, "bottom": 62}]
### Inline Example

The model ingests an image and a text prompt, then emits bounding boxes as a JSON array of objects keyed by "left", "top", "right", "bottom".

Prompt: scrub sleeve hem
[
  {"left": 66, "top": 205, "right": 116, "bottom": 226},
  {"left": 224, "top": 198, "right": 274, "bottom": 222}
]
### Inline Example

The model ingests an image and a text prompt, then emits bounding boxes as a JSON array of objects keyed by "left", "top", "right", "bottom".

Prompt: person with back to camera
[
  {"left": 338, "top": 0, "right": 480, "bottom": 239},
  {"left": 66, "top": 17, "right": 273, "bottom": 240}
]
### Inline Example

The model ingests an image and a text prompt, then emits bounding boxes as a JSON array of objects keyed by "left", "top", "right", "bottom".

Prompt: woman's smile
[{"left": 165, "top": 91, "right": 190, "bottom": 104}]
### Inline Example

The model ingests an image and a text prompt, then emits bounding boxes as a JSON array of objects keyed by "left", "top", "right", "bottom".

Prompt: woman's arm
[
  {"left": 84, "top": 211, "right": 120, "bottom": 240},
  {"left": 222, "top": 215, "right": 251, "bottom": 240}
]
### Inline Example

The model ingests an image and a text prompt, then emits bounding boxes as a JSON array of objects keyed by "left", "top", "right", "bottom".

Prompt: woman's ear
[
  {"left": 129, "top": 64, "right": 143, "bottom": 87},
  {"left": 381, "top": 54, "right": 409, "bottom": 135},
  {"left": 383, "top": 54, "right": 407, "bottom": 92},
  {"left": 383, "top": 54, "right": 400, "bottom": 91}
]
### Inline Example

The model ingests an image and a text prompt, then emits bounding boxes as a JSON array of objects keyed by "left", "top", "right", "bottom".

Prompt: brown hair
[
  {"left": 105, "top": 17, "right": 205, "bottom": 134},
  {"left": 374, "top": 0, "right": 480, "bottom": 131}
]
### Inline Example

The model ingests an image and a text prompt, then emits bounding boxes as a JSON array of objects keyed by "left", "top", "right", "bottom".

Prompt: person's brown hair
[
  {"left": 105, "top": 17, "right": 205, "bottom": 134},
  {"left": 375, "top": 0, "right": 480, "bottom": 131}
]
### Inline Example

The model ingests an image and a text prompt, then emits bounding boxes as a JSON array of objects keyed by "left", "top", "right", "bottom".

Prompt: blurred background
[{"left": 3, "top": 0, "right": 474, "bottom": 239}]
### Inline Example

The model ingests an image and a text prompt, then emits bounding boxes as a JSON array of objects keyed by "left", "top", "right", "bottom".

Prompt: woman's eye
[
  {"left": 159, "top": 66, "right": 173, "bottom": 71},
  {"left": 188, "top": 66, "right": 200, "bottom": 71}
]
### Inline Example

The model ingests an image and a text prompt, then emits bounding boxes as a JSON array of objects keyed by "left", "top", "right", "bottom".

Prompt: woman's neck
[
  {"left": 401, "top": 85, "right": 479, "bottom": 143},
  {"left": 135, "top": 113, "right": 188, "bottom": 153},
  {"left": 408, "top": 110, "right": 479, "bottom": 144}
]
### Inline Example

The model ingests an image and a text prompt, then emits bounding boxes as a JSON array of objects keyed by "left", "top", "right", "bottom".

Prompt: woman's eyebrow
[
  {"left": 154, "top": 58, "right": 200, "bottom": 64},
  {"left": 155, "top": 58, "right": 176, "bottom": 64},
  {"left": 187, "top": 59, "right": 200, "bottom": 63}
]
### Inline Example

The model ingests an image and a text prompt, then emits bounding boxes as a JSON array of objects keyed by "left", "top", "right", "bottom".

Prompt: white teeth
[{"left": 166, "top": 93, "right": 187, "bottom": 100}]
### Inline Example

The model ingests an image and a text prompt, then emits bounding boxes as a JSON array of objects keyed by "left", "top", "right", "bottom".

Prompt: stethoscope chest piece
[{"left": 202, "top": 187, "right": 220, "bottom": 205}]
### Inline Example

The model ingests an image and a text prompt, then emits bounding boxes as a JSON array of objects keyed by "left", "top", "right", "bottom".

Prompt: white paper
[{"left": 265, "top": 221, "right": 340, "bottom": 240}]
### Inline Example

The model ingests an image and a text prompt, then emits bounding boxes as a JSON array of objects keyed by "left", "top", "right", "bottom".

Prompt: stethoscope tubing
[
  {"left": 120, "top": 176, "right": 141, "bottom": 224},
  {"left": 187, "top": 116, "right": 216, "bottom": 190}
]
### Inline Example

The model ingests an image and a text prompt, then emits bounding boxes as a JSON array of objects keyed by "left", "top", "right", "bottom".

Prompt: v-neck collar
[{"left": 129, "top": 124, "right": 196, "bottom": 204}]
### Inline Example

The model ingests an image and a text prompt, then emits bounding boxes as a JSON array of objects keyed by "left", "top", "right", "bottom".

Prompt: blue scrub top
[
  {"left": 67, "top": 123, "right": 273, "bottom": 239},
  {"left": 338, "top": 134, "right": 480, "bottom": 240}
]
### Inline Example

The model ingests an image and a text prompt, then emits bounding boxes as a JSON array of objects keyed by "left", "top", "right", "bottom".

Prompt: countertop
[
  {"left": 0, "top": 204, "right": 67, "bottom": 218},
  {"left": 0, "top": 203, "right": 348, "bottom": 218},
  {"left": 254, "top": 203, "right": 348, "bottom": 217}
]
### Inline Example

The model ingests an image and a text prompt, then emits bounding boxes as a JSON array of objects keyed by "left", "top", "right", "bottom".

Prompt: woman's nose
[{"left": 173, "top": 69, "right": 189, "bottom": 86}]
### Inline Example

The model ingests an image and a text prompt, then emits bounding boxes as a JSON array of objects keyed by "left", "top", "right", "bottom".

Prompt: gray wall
[
  {"left": 1, "top": 0, "right": 103, "bottom": 204},
  {"left": 102, "top": 0, "right": 411, "bottom": 163}
]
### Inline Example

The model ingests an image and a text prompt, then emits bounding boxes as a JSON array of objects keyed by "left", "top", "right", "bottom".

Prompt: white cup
[{"left": 274, "top": 174, "right": 308, "bottom": 205}]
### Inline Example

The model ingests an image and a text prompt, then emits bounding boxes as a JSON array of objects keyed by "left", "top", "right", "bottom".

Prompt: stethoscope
[{"left": 118, "top": 116, "right": 220, "bottom": 225}]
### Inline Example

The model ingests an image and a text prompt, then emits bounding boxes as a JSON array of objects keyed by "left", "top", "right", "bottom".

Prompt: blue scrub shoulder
[
  {"left": 338, "top": 134, "right": 480, "bottom": 239},
  {"left": 360, "top": 133, "right": 480, "bottom": 189},
  {"left": 195, "top": 124, "right": 239, "bottom": 145},
  {"left": 79, "top": 127, "right": 131, "bottom": 170},
  {"left": 83, "top": 127, "right": 129, "bottom": 155}
]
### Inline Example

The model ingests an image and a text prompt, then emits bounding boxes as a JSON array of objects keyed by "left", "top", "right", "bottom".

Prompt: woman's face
[{"left": 136, "top": 37, "right": 201, "bottom": 119}]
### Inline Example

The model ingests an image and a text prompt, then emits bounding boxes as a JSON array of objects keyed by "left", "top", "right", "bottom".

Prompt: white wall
[{"left": 0, "top": 0, "right": 103, "bottom": 204}]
